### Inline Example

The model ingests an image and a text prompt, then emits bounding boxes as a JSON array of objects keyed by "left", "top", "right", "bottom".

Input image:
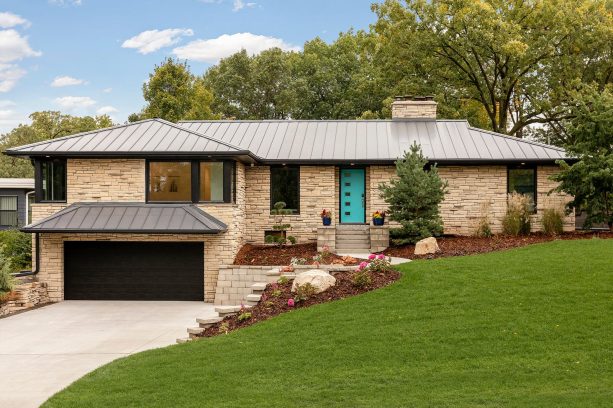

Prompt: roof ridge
[
  {"left": 156, "top": 118, "right": 245, "bottom": 152},
  {"left": 467, "top": 125, "right": 566, "bottom": 153}
]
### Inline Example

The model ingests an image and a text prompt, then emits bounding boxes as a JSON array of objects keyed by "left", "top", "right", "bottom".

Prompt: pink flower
[
  {"left": 287, "top": 298, "right": 295, "bottom": 307},
  {"left": 359, "top": 261, "right": 368, "bottom": 270},
  {"left": 377, "top": 254, "right": 385, "bottom": 260},
  {"left": 368, "top": 254, "right": 376, "bottom": 260}
]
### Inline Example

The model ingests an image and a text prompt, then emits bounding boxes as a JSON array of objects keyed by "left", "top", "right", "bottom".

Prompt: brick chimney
[{"left": 391, "top": 95, "right": 437, "bottom": 119}]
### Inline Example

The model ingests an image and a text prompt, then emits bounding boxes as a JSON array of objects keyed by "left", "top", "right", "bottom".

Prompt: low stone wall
[
  {"left": 215, "top": 264, "right": 355, "bottom": 306},
  {"left": 0, "top": 278, "right": 50, "bottom": 318},
  {"left": 370, "top": 226, "right": 389, "bottom": 252},
  {"left": 317, "top": 226, "right": 336, "bottom": 252}
]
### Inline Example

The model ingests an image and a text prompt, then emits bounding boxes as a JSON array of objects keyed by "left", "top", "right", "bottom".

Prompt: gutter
[{"left": 12, "top": 233, "right": 39, "bottom": 278}]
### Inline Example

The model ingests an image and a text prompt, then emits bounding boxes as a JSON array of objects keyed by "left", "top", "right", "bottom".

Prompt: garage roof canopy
[{"left": 21, "top": 203, "right": 227, "bottom": 234}]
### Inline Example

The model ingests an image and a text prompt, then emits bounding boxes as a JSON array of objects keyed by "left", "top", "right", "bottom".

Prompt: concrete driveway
[{"left": 0, "top": 301, "right": 216, "bottom": 408}]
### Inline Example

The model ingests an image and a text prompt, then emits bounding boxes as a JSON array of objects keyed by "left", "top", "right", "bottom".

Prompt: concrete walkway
[
  {"left": 0, "top": 301, "right": 216, "bottom": 408},
  {"left": 336, "top": 252, "right": 411, "bottom": 265}
]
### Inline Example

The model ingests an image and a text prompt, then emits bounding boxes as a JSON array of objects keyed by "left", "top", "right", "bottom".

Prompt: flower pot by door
[
  {"left": 372, "top": 218, "right": 384, "bottom": 226},
  {"left": 322, "top": 217, "right": 331, "bottom": 226}
]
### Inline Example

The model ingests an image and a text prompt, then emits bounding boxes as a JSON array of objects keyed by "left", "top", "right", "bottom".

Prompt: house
[
  {"left": 0, "top": 178, "right": 34, "bottom": 230},
  {"left": 4, "top": 96, "right": 573, "bottom": 303}
]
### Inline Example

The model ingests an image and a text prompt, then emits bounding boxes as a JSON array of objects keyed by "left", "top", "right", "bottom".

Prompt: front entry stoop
[
  {"left": 318, "top": 224, "right": 390, "bottom": 254},
  {"left": 335, "top": 225, "right": 371, "bottom": 252}
]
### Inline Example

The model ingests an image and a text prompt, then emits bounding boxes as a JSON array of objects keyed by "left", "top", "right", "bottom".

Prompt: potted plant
[
  {"left": 320, "top": 209, "right": 332, "bottom": 226},
  {"left": 372, "top": 210, "right": 385, "bottom": 226}
]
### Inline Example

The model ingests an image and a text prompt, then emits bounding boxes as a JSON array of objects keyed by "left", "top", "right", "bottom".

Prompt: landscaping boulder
[
  {"left": 414, "top": 237, "right": 440, "bottom": 255},
  {"left": 291, "top": 269, "right": 336, "bottom": 294}
]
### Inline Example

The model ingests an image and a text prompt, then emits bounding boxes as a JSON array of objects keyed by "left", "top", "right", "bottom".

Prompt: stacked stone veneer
[
  {"left": 215, "top": 264, "right": 355, "bottom": 305},
  {"left": 0, "top": 278, "right": 50, "bottom": 317},
  {"left": 31, "top": 159, "right": 247, "bottom": 303},
  {"left": 391, "top": 99, "right": 438, "bottom": 119}
]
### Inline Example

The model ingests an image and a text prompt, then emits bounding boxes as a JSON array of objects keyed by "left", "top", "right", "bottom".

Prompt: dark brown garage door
[{"left": 64, "top": 241, "right": 204, "bottom": 301}]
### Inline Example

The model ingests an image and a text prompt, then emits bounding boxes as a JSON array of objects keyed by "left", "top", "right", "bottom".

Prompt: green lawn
[{"left": 45, "top": 239, "right": 613, "bottom": 407}]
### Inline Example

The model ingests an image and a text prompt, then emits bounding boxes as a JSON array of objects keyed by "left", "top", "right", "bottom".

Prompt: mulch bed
[
  {"left": 384, "top": 230, "right": 613, "bottom": 259},
  {"left": 234, "top": 242, "right": 362, "bottom": 266},
  {"left": 197, "top": 268, "right": 400, "bottom": 339}
]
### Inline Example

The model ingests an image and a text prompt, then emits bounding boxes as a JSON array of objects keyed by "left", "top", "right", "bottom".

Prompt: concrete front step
[
  {"left": 214, "top": 304, "right": 251, "bottom": 317},
  {"left": 197, "top": 316, "right": 224, "bottom": 328},
  {"left": 336, "top": 237, "right": 370, "bottom": 243},
  {"left": 336, "top": 224, "right": 370, "bottom": 231},
  {"left": 336, "top": 242, "right": 372, "bottom": 250},
  {"left": 187, "top": 326, "right": 205, "bottom": 339}
]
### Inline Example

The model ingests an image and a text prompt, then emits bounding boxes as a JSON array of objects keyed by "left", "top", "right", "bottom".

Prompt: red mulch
[
  {"left": 384, "top": 230, "right": 613, "bottom": 259},
  {"left": 197, "top": 268, "right": 400, "bottom": 339},
  {"left": 234, "top": 242, "right": 362, "bottom": 266}
]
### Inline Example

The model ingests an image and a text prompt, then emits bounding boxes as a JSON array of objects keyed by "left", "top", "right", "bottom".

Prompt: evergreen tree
[{"left": 379, "top": 143, "right": 448, "bottom": 242}]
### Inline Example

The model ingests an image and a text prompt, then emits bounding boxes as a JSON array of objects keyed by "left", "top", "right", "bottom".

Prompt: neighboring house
[
  {"left": 0, "top": 178, "right": 34, "bottom": 230},
  {"left": 4, "top": 97, "right": 574, "bottom": 303}
]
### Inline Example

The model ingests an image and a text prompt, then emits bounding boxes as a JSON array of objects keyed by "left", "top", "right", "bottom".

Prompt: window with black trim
[
  {"left": 508, "top": 165, "right": 536, "bottom": 210},
  {"left": 36, "top": 159, "right": 66, "bottom": 202},
  {"left": 270, "top": 166, "right": 299, "bottom": 214},
  {"left": 147, "top": 160, "right": 235, "bottom": 203},
  {"left": 0, "top": 196, "right": 18, "bottom": 226}
]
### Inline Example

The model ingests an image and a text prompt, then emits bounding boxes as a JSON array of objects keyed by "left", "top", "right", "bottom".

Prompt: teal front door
[{"left": 340, "top": 168, "right": 365, "bottom": 223}]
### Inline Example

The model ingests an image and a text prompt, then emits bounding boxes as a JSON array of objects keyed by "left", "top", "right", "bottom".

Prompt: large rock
[
  {"left": 414, "top": 237, "right": 440, "bottom": 255},
  {"left": 291, "top": 269, "right": 336, "bottom": 294}
]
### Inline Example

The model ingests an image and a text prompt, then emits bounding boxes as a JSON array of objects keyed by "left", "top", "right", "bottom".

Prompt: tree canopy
[{"left": 0, "top": 111, "right": 113, "bottom": 178}]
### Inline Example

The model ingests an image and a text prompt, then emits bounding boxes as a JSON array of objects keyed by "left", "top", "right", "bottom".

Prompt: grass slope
[{"left": 45, "top": 240, "right": 613, "bottom": 407}]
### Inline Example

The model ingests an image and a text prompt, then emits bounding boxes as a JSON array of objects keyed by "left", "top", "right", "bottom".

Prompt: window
[
  {"left": 147, "top": 160, "right": 235, "bottom": 203},
  {"left": 270, "top": 166, "right": 299, "bottom": 214},
  {"left": 0, "top": 196, "right": 18, "bottom": 227},
  {"left": 148, "top": 161, "right": 192, "bottom": 202},
  {"left": 508, "top": 165, "right": 536, "bottom": 210},
  {"left": 36, "top": 159, "right": 66, "bottom": 202},
  {"left": 200, "top": 162, "right": 224, "bottom": 202}
]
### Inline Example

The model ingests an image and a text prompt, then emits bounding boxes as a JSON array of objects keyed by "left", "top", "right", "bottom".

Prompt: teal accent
[{"left": 340, "top": 168, "right": 365, "bottom": 223}]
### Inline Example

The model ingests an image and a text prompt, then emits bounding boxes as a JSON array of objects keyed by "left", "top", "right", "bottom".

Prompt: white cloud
[
  {"left": 54, "top": 96, "right": 96, "bottom": 111},
  {"left": 96, "top": 105, "right": 118, "bottom": 115},
  {"left": 0, "top": 108, "right": 26, "bottom": 133},
  {"left": 49, "top": 0, "right": 82, "bottom": 6},
  {"left": 122, "top": 28, "right": 194, "bottom": 54},
  {"left": 0, "top": 29, "right": 41, "bottom": 63},
  {"left": 232, "top": 0, "right": 256, "bottom": 12},
  {"left": 0, "top": 100, "right": 16, "bottom": 108},
  {"left": 51, "top": 75, "right": 87, "bottom": 87},
  {"left": 0, "top": 12, "right": 30, "bottom": 28},
  {"left": 172, "top": 32, "right": 299, "bottom": 63},
  {"left": 102, "top": 87, "right": 112, "bottom": 93},
  {"left": 0, "top": 64, "right": 26, "bottom": 92}
]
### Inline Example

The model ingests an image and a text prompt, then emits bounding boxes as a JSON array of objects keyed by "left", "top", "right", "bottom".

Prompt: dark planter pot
[
  {"left": 322, "top": 217, "right": 332, "bottom": 226},
  {"left": 372, "top": 218, "right": 384, "bottom": 226}
]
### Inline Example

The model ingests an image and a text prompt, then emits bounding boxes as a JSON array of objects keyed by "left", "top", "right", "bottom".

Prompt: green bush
[
  {"left": 502, "top": 193, "right": 532, "bottom": 236},
  {"left": 352, "top": 270, "right": 372, "bottom": 288},
  {"left": 0, "top": 229, "right": 32, "bottom": 272},
  {"left": 542, "top": 208, "right": 564, "bottom": 235},
  {"left": 0, "top": 253, "right": 15, "bottom": 295},
  {"left": 389, "top": 228, "right": 419, "bottom": 245},
  {"left": 293, "top": 282, "right": 317, "bottom": 302}
]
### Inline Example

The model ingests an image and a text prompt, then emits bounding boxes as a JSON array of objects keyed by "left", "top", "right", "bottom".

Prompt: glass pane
[
  {"left": 149, "top": 162, "right": 192, "bottom": 201},
  {"left": 0, "top": 197, "right": 17, "bottom": 226},
  {"left": 0, "top": 196, "right": 17, "bottom": 210},
  {"left": 509, "top": 168, "right": 535, "bottom": 206},
  {"left": 200, "top": 162, "right": 224, "bottom": 201},
  {"left": 270, "top": 166, "right": 299, "bottom": 213},
  {"left": 28, "top": 194, "right": 34, "bottom": 224},
  {"left": 41, "top": 160, "right": 66, "bottom": 201}
]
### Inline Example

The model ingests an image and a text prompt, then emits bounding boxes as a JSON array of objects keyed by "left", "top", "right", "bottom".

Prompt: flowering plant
[
  {"left": 372, "top": 210, "right": 386, "bottom": 219},
  {"left": 320, "top": 209, "right": 332, "bottom": 219},
  {"left": 356, "top": 254, "right": 392, "bottom": 273},
  {"left": 287, "top": 298, "right": 295, "bottom": 307}
]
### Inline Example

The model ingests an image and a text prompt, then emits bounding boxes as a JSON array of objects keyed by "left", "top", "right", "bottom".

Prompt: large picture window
[
  {"left": 147, "top": 160, "right": 234, "bottom": 203},
  {"left": 0, "top": 196, "right": 18, "bottom": 227},
  {"left": 508, "top": 165, "right": 536, "bottom": 210},
  {"left": 270, "top": 166, "right": 299, "bottom": 214},
  {"left": 149, "top": 161, "right": 192, "bottom": 202},
  {"left": 36, "top": 159, "right": 66, "bottom": 202}
]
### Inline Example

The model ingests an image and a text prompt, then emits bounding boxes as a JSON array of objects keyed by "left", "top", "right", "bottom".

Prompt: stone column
[{"left": 369, "top": 225, "right": 390, "bottom": 253}]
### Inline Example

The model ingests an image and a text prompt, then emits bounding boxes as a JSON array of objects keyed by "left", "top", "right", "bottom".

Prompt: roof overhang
[{"left": 21, "top": 203, "right": 227, "bottom": 234}]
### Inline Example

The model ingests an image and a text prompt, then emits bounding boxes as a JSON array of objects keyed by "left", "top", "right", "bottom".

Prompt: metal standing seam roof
[
  {"left": 179, "top": 119, "right": 568, "bottom": 162},
  {"left": 21, "top": 203, "right": 227, "bottom": 234},
  {"left": 5, "top": 118, "right": 250, "bottom": 157}
]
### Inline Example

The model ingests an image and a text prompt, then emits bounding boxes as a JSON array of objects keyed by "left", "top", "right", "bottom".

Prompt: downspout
[{"left": 13, "top": 233, "right": 39, "bottom": 277}]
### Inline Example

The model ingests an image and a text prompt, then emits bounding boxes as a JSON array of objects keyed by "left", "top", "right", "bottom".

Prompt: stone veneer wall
[
  {"left": 245, "top": 165, "right": 336, "bottom": 243},
  {"left": 30, "top": 160, "right": 247, "bottom": 303},
  {"left": 0, "top": 278, "right": 50, "bottom": 317}
]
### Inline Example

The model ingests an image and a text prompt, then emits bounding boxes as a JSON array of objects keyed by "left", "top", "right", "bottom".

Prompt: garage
[{"left": 64, "top": 241, "right": 204, "bottom": 301}]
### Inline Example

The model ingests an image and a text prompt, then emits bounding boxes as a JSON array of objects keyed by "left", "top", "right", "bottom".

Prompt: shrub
[
  {"left": 0, "top": 229, "right": 31, "bottom": 272},
  {"left": 502, "top": 193, "right": 532, "bottom": 236},
  {"left": 0, "top": 253, "right": 15, "bottom": 295},
  {"left": 389, "top": 227, "right": 419, "bottom": 245},
  {"left": 474, "top": 201, "right": 493, "bottom": 237},
  {"left": 237, "top": 311, "right": 252, "bottom": 322},
  {"left": 352, "top": 270, "right": 372, "bottom": 288},
  {"left": 277, "top": 276, "right": 289, "bottom": 285},
  {"left": 218, "top": 322, "right": 230, "bottom": 334},
  {"left": 293, "top": 282, "right": 317, "bottom": 302},
  {"left": 542, "top": 208, "right": 564, "bottom": 235},
  {"left": 364, "top": 254, "right": 393, "bottom": 273},
  {"left": 379, "top": 143, "right": 448, "bottom": 241}
]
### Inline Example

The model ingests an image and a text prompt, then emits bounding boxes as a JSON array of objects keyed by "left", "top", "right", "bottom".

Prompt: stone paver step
[
  {"left": 176, "top": 337, "right": 192, "bottom": 344},
  {"left": 251, "top": 282, "right": 267, "bottom": 292},
  {"left": 197, "top": 316, "right": 224, "bottom": 328},
  {"left": 336, "top": 242, "right": 372, "bottom": 250},
  {"left": 246, "top": 294, "right": 261, "bottom": 302},
  {"left": 187, "top": 326, "right": 205, "bottom": 335}
]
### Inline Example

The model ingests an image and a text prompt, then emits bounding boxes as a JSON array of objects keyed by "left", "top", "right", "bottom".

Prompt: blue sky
[{"left": 0, "top": 0, "right": 376, "bottom": 133}]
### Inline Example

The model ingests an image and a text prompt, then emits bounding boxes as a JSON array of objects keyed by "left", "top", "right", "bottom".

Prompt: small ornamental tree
[
  {"left": 551, "top": 86, "right": 613, "bottom": 230},
  {"left": 379, "top": 143, "right": 448, "bottom": 243}
]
